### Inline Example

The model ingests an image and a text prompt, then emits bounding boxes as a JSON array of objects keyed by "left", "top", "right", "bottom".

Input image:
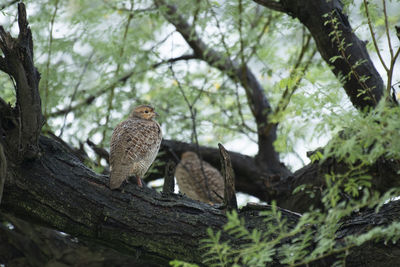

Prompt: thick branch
[
  {"left": 152, "top": 140, "right": 400, "bottom": 213},
  {"left": 154, "top": 0, "right": 289, "bottom": 176},
  {"left": 78, "top": 138, "right": 400, "bottom": 213},
  {"left": 255, "top": 0, "right": 384, "bottom": 109},
  {"left": 0, "top": 213, "right": 142, "bottom": 267},
  {"left": 1, "top": 136, "right": 400, "bottom": 266}
]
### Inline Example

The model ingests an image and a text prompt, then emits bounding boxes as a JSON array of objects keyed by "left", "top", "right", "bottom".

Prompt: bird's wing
[
  {"left": 110, "top": 119, "right": 161, "bottom": 166},
  {"left": 109, "top": 119, "right": 161, "bottom": 189}
]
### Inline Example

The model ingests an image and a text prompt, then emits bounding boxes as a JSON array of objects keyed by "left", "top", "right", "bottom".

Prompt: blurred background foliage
[{"left": 0, "top": 0, "right": 398, "bottom": 172}]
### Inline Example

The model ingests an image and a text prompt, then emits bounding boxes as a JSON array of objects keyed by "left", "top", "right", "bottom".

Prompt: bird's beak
[{"left": 154, "top": 112, "right": 159, "bottom": 117}]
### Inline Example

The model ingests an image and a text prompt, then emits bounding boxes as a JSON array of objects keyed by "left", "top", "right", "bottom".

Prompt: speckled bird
[
  {"left": 175, "top": 151, "right": 224, "bottom": 203},
  {"left": 109, "top": 105, "right": 162, "bottom": 189}
]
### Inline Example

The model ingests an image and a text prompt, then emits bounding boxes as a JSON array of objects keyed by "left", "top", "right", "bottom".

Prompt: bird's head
[{"left": 130, "top": 105, "right": 158, "bottom": 120}]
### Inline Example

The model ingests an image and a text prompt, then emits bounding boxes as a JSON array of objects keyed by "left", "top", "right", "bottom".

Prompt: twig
[
  {"left": 382, "top": 0, "right": 393, "bottom": 59},
  {"left": 168, "top": 64, "right": 214, "bottom": 202},
  {"left": 48, "top": 55, "right": 196, "bottom": 118},
  {"left": 157, "top": 0, "right": 276, "bottom": 154},
  {"left": 363, "top": 0, "right": 400, "bottom": 98},
  {"left": 363, "top": 0, "right": 388, "bottom": 72},
  {"left": 327, "top": 11, "right": 377, "bottom": 105},
  {"left": 59, "top": 52, "right": 94, "bottom": 137},
  {"left": 264, "top": 34, "right": 316, "bottom": 136},
  {"left": 0, "top": 0, "right": 18, "bottom": 11},
  {"left": 100, "top": 2, "right": 134, "bottom": 146},
  {"left": 43, "top": 0, "right": 60, "bottom": 118},
  {"left": 86, "top": 139, "right": 110, "bottom": 164}
]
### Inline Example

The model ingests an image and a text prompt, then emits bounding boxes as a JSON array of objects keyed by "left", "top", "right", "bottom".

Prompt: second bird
[
  {"left": 109, "top": 105, "right": 162, "bottom": 189},
  {"left": 175, "top": 151, "right": 224, "bottom": 204}
]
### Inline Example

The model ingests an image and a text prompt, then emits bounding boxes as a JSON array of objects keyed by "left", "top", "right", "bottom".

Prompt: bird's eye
[{"left": 145, "top": 110, "right": 149, "bottom": 113}]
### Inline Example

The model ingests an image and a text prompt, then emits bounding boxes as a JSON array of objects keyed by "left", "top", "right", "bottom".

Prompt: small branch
[
  {"left": 59, "top": 52, "right": 94, "bottom": 137},
  {"left": 152, "top": 54, "right": 198, "bottom": 68},
  {"left": 255, "top": 0, "right": 385, "bottom": 110},
  {"left": 0, "top": 0, "right": 18, "bottom": 11},
  {"left": 363, "top": 0, "right": 388, "bottom": 70},
  {"left": 155, "top": 0, "right": 289, "bottom": 176},
  {"left": 168, "top": 64, "right": 214, "bottom": 201},
  {"left": 265, "top": 39, "right": 317, "bottom": 135},
  {"left": 219, "top": 143, "right": 238, "bottom": 211},
  {"left": 86, "top": 139, "right": 110, "bottom": 165},
  {"left": 101, "top": 4, "right": 134, "bottom": 146},
  {"left": 43, "top": 0, "right": 59, "bottom": 118},
  {"left": 48, "top": 55, "right": 197, "bottom": 118},
  {"left": 382, "top": 0, "right": 393, "bottom": 59}
]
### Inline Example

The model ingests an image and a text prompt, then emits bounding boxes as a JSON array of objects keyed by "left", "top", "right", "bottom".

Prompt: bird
[
  {"left": 109, "top": 104, "right": 162, "bottom": 190},
  {"left": 175, "top": 151, "right": 224, "bottom": 203}
]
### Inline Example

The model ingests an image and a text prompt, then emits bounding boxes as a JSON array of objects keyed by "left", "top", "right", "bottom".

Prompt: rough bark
[
  {"left": 254, "top": 0, "right": 384, "bottom": 109},
  {"left": 0, "top": 213, "right": 146, "bottom": 267},
  {"left": 1, "top": 136, "right": 400, "bottom": 266},
  {"left": 0, "top": 3, "right": 43, "bottom": 161},
  {"left": 148, "top": 140, "right": 400, "bottom": 213}
]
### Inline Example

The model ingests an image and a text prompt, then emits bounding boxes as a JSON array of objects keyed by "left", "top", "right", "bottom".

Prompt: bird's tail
[{"left": 109, "top": 167, "right": 130, "bottom": 190}]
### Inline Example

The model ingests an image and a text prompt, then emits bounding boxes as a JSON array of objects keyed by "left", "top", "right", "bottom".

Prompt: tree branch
[
  {"left": 253, "top": 0, "right": 285, "bottom": 12},
  {"left": 0, "top": 0, "right": 18, "bottom": 11},
  {"left": 0, "top": 3, "right": 43, "bottom": 160},
  {"left": 1, "top": 135, "right": 400, "bottom": 265},
  {"left": 0, "top": 213, "right": 142, "bottom": 267},
  {"left": 48, "top": 55, "right": 197, "bottom": 118},
  {"left": 255, "top": 0, "right": 384, "bottom": 110},
  {"left": 154, "top": 0, "right": 290, "bottom": 177}
]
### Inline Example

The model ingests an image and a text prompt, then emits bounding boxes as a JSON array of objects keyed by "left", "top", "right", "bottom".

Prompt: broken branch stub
[{"left": 219, "top": 143, "right": 238, "bottom": 210}]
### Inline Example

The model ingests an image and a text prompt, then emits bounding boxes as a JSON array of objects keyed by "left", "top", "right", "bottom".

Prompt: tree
[{"left": 1, "top": 0, "right": 400, "bottom": 266}]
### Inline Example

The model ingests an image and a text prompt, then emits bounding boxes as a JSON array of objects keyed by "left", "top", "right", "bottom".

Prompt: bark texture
[
  {"left": 0, "top": 3, "right": 42, "bottom": 161},
  {"left": 1, "top": 137, "right": 400, "bottom": 266},
  {"left": 149, "top": 140, "right": 400, "bottom": 213}
]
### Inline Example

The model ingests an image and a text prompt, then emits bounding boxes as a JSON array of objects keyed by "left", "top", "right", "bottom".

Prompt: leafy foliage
[
  {"left": 157, "top": 0, "right": 400, "bottom": 265},
  {"left": 1, "top": 0, "right": 332, "bottom": 169},
  {"left": 1, "top": 0, "right": 400, "bottom": 265}
]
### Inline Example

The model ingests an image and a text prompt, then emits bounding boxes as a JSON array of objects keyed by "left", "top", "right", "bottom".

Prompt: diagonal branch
[
  {"left": 255, "top": 0, "right": 384, "bottom": 110},
  {"left": 154, "top": 0, "right": 290, "bottom": 177}
]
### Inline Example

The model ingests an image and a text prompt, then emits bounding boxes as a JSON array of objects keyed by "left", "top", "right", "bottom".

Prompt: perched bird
[
  {"left": 109, "top": 105, "right": 162, "bottom": 189},
  {"left": 175, "top": 151, "right": 224, "bottom": 203}
]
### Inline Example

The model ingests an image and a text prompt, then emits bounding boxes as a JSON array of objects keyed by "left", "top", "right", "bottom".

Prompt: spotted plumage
[
  {"left": 175, "top": 151, "right": 224, "bottom": 203},
  {"left": 109, "top": 105, "right": 162, "bottom": 189}
]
